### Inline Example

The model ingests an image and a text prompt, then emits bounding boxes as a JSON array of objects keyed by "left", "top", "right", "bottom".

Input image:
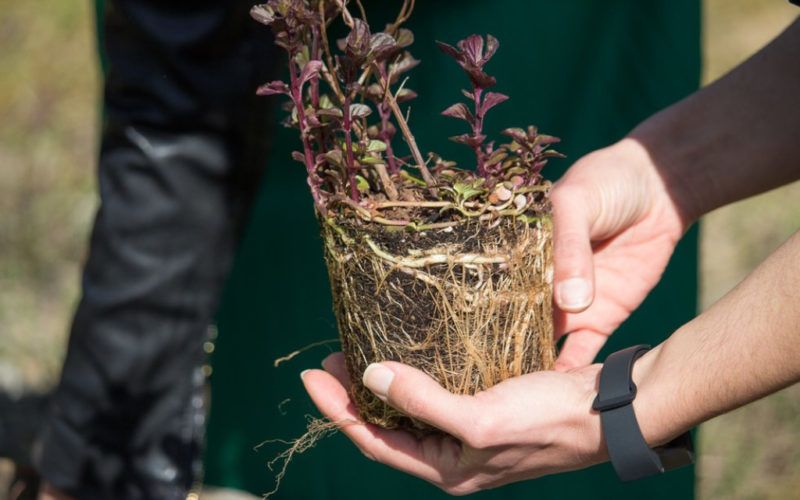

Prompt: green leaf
[
  {"left": 516, "top": 214, "right": 541, "bottom": 225},
  {"left": 367, "top": 140, "right": 387, "bottom": 153},
  {"left": 355, "top": 175, "right": 370, "bottom": 193},
  {"left": 359, "top": 156, "right": 382, "bottom": 165},
  {"left": 400, "top": 170, "right": 427, "bottom": 187},
  {"left": 319, "top": 94, "right": 335, "bottom": 109},
  {"left": 453, "top": 181, "right": 485, "bottom": 201}
]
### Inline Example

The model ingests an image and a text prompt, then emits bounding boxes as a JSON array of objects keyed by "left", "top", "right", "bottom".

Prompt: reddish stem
[
  {"left": 472, "top": 87, "right": 487, "bottom": 177},
  {"left": 342, "top": 94, "right": 360, "bottom": 202},
  {"left": 288, "top": 57, "right": 324, "bottom": 208},
  {"left": 378, "top": 103, "right": 399, "bottom": 174}
]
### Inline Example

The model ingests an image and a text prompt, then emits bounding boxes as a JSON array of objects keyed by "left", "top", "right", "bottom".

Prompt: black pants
[{"left": 34, "top": 2, "right": 276, "bottom": 498}]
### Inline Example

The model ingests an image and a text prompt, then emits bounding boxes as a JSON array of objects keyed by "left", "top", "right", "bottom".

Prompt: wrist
[
  {"left": 573, "top": 363, "right": 608, "bottom": 464},
  {"left": 627, "top": 108, "right": 708, "bottom": 227},
  {"left": 607, "top": 136, "right": 695, "bottom": 236},
  {"left": 629, "top": 344, "right": 690, "bottom": 448}
]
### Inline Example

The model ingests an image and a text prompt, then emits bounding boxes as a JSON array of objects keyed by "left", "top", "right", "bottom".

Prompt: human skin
[{"left": 300, "top": 17, "right": 800, "bottom": 495}]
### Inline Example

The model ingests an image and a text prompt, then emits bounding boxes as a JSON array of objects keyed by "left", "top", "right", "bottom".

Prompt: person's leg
[{"left": 34, "top": 1, "right": 276, "bottom": 498}]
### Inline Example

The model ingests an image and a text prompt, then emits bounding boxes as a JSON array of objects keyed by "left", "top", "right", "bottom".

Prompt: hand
[
  {"left": 550, "top": 137, "right": 690, "bottom": 369},
  {"left": 302, "top": 353, "right": 605, "bottom": 495},
  {"left": 37, "top": 483, "right": 75, "bottom": 500}
]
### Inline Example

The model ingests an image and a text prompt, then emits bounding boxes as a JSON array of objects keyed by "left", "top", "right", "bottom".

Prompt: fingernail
[
  {"left": 321, "top": 356, "right": 333, "bottom": 372},
  {"left": 557, "top": 277, "right": 592, "bottom": 310},
  {"left": 300, "top": 369, "right": 311, "bottom": 380},
  {"left": 362, "top": 363, "right": 394, "bottom": 402}
]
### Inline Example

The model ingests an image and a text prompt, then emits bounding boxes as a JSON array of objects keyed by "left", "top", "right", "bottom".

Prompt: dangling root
[
  {"left": 321, "top": 214, "right": 555, "bottom": 431},
  {"left": 273, "top": 339, "right": 341, "bottom": 368},
  {"left": 256, "top": 415, "right": 357, "bottom": 499}
]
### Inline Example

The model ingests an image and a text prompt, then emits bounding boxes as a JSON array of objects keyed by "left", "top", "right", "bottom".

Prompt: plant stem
[
  {"left": 318, "top": 2, "right": 346, "bottom": 103},
  {"left": 373, "top": 163, "right": 399, "bottom": 200},
  {"left": 342, "top": 94, "right": 360, "bottom": 201},
  {"left": 380, "top": 75, "right": 436, "bottom": 187},
  {"left": 472, "top": 87, "right": 486, "bottom": 176},
  {"left": 377, "top": 101, "right": 399, "bottom": 174},
  {"left": 288, "top": 57, "right": 324, "bottom": 209}
]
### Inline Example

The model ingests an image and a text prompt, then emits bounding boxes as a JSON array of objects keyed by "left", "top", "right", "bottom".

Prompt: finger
[
  {"left": 301, "top": 368, "right": 455, "bottom": 484},
  {"left": 554, "top": 330, "right": 609, "bottom": 371},
  {"left": 362, "top": 362, "right": 474, "bottom": 441},
  {"left": 550, "top": 184, "right": 596, "bottom": 313},
  {"left": 553, "top": 291, "right": 629, "bottom": 341},
  {"left": 321, "top": 352, "right": 352, "bottom": 390}
]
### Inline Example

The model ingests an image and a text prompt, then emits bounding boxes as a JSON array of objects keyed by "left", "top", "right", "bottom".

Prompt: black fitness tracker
[{"left": 592, "top": 345, "right": 695, "bottom": 481}]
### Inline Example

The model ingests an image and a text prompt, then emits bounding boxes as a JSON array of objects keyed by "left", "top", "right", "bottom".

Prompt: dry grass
[
  {"left": 697, "top": 3, "right": 800, "bottom": 498},
  {"left": 0, "top": 0, "right": 797, "bottom": 498},
  {"left": 0, "top": 1, "right": 98, "bottom": 392}
]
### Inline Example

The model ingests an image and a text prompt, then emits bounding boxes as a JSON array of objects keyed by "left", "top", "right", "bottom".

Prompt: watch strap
[{"left": 593, "top": 345, "right": 694, "bottom": 481}]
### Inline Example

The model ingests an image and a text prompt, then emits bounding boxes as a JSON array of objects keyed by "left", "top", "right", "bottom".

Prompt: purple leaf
[
  {"left": 388, "top": 52, "right": 420, "bottom": 82},
  {"left": 537, "top": 134, "right": 561, "bottom": 146},
  {"left": 481, "top": 92, "right": 509, "bottom": 115},
  {"left": 291, "top": 151, "right": 306, "bottom": 163},
  {"left": 305, "top": 111, "right": 322, "bottom": 128},
  {"left": 298, "top": 60, "right": 323, "bottom": 86},
  {"left": 502, "top": 127, "right": 528, "bottom": 143},
  {"left": 256, "top": 80, "right": 290, "bottom": 96},
  {"left": 346, "top": 19, "right": 371, "bottom": 59},
  {"left": 461, "top": 89, "right": 475, "bottom": 100},
  {"left": 449, "top": 134, "right": 473, "bottom": 145},
  {"left": 449, "top": 133, "right": 485, "bottom": 148},
  {"left": 484, "top": 35, "right": 500, "bottom": 63},
  {"left": 369, "top": 32, "right": 398, "bottom": 61},
  {"left": 396, "top": 88, "right": 417, "bottom": 103},
  {"left": 436, "top": 41, "right": 461, "bottom": 61},
  {"left": 458, "top": 34, "right": 484, "bottom": 67},
  {"left": 465, "top": 67, "right": 497, "bottom": 89},
  {"left": 441, "top": 103, "right": 474, "bottom": 122}
]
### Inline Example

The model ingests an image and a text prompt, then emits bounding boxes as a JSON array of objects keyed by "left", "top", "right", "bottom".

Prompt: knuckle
[
  {"left": 400, "top": 387, "right": 428, "bottom": 418},
  {"left": 464, "top": 413, "right": 497, "bottom": 450}
]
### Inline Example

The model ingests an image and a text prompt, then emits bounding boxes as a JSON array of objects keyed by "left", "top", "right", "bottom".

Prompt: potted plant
[{"left": 252, "top": 0, "right": 563, "bottom": 432}]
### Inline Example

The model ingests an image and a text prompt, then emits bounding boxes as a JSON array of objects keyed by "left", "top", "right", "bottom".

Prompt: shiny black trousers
[{"left": 34, "top": 2, "right": 276, "bottom": 498}]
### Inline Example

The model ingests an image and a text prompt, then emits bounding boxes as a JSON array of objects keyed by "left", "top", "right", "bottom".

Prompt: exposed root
[
  {"left": 321, "top": 214, "right": 555, "bottom": 431},
  {"left": 273, "top": 338, "right": 341, "bottom": 368},
  {"left": 257, "top": 415, "right": 356, "bottom": 499}
]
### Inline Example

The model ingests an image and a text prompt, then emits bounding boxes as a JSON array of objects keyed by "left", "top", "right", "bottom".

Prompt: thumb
[
  {"left": 554, "top": 330, "right": 609, "bottom": 371},
  {"left": 550, "top": 184, "right": 596, "bottom": 313},
  {"left": 362, "top": 362, "right": 472, "bottom": 439}
]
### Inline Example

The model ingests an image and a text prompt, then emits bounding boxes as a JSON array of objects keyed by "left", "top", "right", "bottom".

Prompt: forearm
[
  {"left": 631, "top": 230, "right": 800, "bottom": 447},
  {"left": 631, "top": 17, "right": 800, "bottom": 222}
]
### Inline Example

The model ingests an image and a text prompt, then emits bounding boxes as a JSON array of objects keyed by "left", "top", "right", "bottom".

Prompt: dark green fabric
[
  {"left": 204, "top": 1, "right": 701, "bottom": 498},
  {"left": 70, "top": 0, "right": 700, "bottom": 499},
  {"left": 91, "top": 0, "right": 700, "bottom": 497}
]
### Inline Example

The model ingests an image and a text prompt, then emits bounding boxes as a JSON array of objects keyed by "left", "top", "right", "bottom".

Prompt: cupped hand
[
  {"left": 302, "top": 353, "right": 605, "bottom": 495},
  {"left": 551, "top": 137, "right": 690, "bottom": 370}
]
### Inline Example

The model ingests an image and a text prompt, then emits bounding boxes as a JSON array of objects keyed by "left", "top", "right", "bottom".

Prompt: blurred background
[{"left": 0, "top": 0, "right": 797, "bottom": 498}]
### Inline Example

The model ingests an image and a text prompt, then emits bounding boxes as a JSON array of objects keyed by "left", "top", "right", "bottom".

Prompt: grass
[
  {"left": 0, "top": 1, "right": 797, "bottom": 498},
  {"left": 697, "top": 3, "right": 800, "bottom": 498}
]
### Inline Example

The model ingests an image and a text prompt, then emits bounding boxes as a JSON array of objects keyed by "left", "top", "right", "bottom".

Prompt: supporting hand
[{"left": 302, "top": 353, "right": 605, "bottom": 495}]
